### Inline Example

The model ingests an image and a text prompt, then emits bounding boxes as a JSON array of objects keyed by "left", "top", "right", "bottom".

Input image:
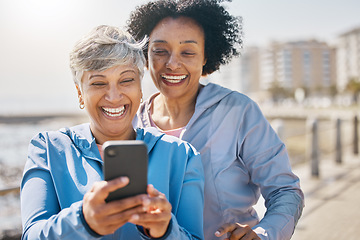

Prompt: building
[
  {"left": 260, "top": 40, "right": 337, "bottom": 96},
  {"left": 337, "top": 27, "right": 360, "bottom": 92}
]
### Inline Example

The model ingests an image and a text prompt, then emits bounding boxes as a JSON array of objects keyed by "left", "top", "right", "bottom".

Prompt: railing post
[
  {"left": 335, "top": 118, "right": 342, "bottom": 164},
  {"left": 307, "top": 118, "right": 319, "bottom": 177},
  {"left": 354, "top": 115, "right": 359, "bottom": 155}
]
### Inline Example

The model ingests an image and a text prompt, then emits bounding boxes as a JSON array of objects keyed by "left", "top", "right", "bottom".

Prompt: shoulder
[
  {"left": 30, "top": 123, "right": 91, "bottom": 148},
  {"left": 201, "top": 83, "right": 260, "bottom": 112}
]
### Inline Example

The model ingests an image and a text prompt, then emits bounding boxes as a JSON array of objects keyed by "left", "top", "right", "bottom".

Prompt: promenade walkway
[{"left": 291, "top": 150, "right": 360, "bottom": 240}]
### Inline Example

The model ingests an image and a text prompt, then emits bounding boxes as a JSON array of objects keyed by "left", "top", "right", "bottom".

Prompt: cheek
[
  {"left": 128, "top": 85, "right": 142, "bottom": 104},
  {"left": 130, "top": 92, "right": 142, "bottom": 115},
  {"left": 149, "top": 55, "right": 165, "bottom": 69},
  {"left": 188, "top": 64, "right": 203, "bottom": 77},
  {"left": 83, "top": 91, "right": 101, "bottom": 107}
]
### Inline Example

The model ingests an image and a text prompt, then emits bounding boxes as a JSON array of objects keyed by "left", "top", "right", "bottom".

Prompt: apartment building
[
  {"left": 337, "top": 27, "right": 360, "bottom": 92},
  {"left": 260, "top": 40, "right": 336, "bottom": 95}
]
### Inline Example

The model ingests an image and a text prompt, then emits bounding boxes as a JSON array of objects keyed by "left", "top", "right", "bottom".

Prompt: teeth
[
  {"left": 102, "top": 106, "right": 125, "bottom": 117},
  {"left": 161, "top": 74, "right": 187, "bottom": 83}
]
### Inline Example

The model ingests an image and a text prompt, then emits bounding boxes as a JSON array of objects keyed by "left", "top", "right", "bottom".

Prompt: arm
[
  {"left": 218, "top": 102, "right": 304, "bottom": 240},
  {"left": 241, "top": 103, "right": 304, "bottom": 240},
  {"left": 21, "top": 133, "right": 98, "bottom": 240}
]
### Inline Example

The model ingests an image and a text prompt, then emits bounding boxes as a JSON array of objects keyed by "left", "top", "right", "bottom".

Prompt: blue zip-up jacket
[
  {"left": 134, "top": 83, "right": 304, "bottom": 240},
  {"left": 21, "top": 123, "right": 204, "bottom": 239}
]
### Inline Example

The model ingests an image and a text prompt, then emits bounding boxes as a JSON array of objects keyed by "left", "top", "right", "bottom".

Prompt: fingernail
[
  {"left": 215, "top": 231, "right": 221, "bottom": 236},
  {"left": 120, "top": 177, "right": 129, "bottom": 183}
]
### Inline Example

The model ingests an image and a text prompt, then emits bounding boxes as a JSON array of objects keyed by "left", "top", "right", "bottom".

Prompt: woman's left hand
[
  {"left": 215, "top": 222, "right": 261, "bottom": 240},
  {"left": 129, "top": 184, "right": 172, "bottom": 238}
]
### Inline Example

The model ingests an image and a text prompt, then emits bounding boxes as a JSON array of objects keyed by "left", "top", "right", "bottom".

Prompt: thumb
[{"left": 99, "top": 176, "right": 129, "bottom": 200}]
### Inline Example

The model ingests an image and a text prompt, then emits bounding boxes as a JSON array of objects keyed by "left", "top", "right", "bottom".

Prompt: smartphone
[{"left": 102, "top": 140, "right": 148, "bottom": 202}]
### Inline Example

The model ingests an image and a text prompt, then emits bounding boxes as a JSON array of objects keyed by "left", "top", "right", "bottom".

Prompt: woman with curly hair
[{"left": 128, "top": 0, "right": 304, "bottom": 239}]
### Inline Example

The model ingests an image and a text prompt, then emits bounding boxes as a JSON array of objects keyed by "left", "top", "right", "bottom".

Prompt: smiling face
[
  {"left": 148, "top": 17, "right": 207, "bottom": 101},
  {"left": 77, "top": 64, "right": 142, "bottom": 144}
]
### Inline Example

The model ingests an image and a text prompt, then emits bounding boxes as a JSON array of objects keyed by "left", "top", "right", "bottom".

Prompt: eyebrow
[
  {"left": 88, "top": 70, "right": 136, "bottom": 80},
  {"left": 152, "top": 40, "right": 198, "bottom": 44},
  {"left": 180, "top": 40, "right": 198, "bottom": 44},
  {"left": 89, "top": 74, "right": 105, "bottom": 80}
]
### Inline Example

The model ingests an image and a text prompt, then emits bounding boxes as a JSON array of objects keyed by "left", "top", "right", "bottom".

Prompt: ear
[
  {"left": 201, "top": 58, "right": 208, "bottom": 77},
  {"left": 203, "top": 58, "right": 207, "bottom": 66}
]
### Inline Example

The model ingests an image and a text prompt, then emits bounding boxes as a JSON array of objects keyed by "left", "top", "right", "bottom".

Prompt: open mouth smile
[
  {"left": 102, "top": 106, "right": 126, "bottom": 117},
  {"left": 161, "top": 74, "right": 187, "bottom": 84}
]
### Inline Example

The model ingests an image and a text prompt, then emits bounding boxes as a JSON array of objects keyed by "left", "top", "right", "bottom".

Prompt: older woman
[
  {"left": 20, "top": 25, "right": 204, "bottom": 240},
  {"left": 128, "top": 1, "right": 304, "bottom": 239}
]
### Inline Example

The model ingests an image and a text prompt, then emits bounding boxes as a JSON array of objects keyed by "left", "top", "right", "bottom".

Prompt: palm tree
[{"left": 346, "top": 77, "right": 360, "bottom": 104}]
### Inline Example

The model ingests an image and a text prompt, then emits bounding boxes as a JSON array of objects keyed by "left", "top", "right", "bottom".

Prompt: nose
[
  {"left": 104, "top": 84, "right": 123, "bottom": 102},
  {"left": 166, "top": 53, "right": 181, "bottom": 70}
]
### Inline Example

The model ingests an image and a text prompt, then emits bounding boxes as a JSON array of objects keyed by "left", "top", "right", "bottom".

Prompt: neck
[
  {"left": 91, "top": 126, "right": 136, "bottom": 145},
  {"left": 152, "top": 84, "right": 202, "bottom": 130}
]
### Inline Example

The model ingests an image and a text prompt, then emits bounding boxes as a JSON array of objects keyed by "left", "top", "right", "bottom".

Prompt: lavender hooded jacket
[{"left": 134, "top": 83, "right": 304, "bottom": 240}]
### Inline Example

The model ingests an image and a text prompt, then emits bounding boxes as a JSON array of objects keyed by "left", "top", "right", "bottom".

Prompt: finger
[
  {"left": 129, "top": 214, "right": 171, "bottom": 238},
  {"left": 103, "top": 194, "right": 147, "bottom": 215},
  {"left": 229, "top": 224, "right": 259, "bottom": 240},
  {"left": 91, "top": 177, "right": 129, "bottom": 202},
  {"left": 228, "top": 224, "right": 248, "bottom": 240},
  {"left": 229, "top": 230, "right": 258, "bottom": 240},
  {"left": 130, "top": 210, "right": 171, "bottom": 224},
  {"left": 143, "top": 196, "right": 172, "bottom": 213},
  {"left": 215, "top": 223, "right": 237, "bottom": 237},
  {"left": 103, "top": 204, "right": 146, "bottom": 225},
  {"left": 147, "top": 184, "right": 162, "bottom": 197},
  {"left": 85, "top": 203, "right": 147, "bottom": 234},
  {"left": 104, "top": 176, "right": 130, "bottom": 194}
]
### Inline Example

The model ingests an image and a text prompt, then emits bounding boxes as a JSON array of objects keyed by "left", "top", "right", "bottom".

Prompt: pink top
[
  {"left": 148, "top": 111, "right": 185, "bottom": 138},
  {"left": 97, "top": 144, "right": 103, "bottom": 159}
]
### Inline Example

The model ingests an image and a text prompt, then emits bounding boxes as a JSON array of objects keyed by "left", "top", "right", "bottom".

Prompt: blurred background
[{"left": 0, "top": 0, "right": 359, "bottom": 239}]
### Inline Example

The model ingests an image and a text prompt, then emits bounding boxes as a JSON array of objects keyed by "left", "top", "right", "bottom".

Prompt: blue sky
[{"left": 1, "top": 0, "right": 359, "bottom": 115}]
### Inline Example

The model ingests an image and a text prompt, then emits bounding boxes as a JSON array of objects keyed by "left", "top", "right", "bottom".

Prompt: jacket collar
[
  {"left": 60, "top": 123, "right": 101, "bottom": 161},
  {"left": 59, "top": 123, "right": 163, "bottom": 161}
]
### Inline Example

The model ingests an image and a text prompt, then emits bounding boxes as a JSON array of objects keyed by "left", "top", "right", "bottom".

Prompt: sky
[{"left": 1, "top": 0, "right": 360, "bottom": 115}]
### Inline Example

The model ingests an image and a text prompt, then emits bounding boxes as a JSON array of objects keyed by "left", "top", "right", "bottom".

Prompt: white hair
[{"left": 69, "top": 25, "right": 147, "bottom": 86}]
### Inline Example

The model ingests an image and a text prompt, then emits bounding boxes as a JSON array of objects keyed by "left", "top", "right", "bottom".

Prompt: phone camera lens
[{"left": 107, "top": 149, "right": 116, "bottom": 157}]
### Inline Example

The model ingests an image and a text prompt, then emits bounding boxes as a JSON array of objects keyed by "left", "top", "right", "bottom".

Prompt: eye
[
  {"left": 182, "top": 51, "right": 196, "bottom": 56},
  {"left": 120, "top": 78, "right": 135, "bottom": 84},
  {"left": 152, "top": 48, "right": 168, "bottom": 56},
  {"left": 91, "top": 82, "right": 106, "bottom": 86}
]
